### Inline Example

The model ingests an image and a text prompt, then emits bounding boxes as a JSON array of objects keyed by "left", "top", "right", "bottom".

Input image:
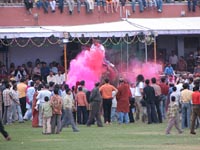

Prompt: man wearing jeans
[
  {"left": 2, "top": 83, "right": 12, "bottom": 125},
  {"left": 188, "top": 0, "right": 197, "bottom": 12},
  {"left": 159, "top": 77, "right": 169, "bottom": 120},
  {"left": 190, "top": 86, "right": 200, "bottom": 134},
  {"left": 116, "top": 79, "right": 131, "bottom": 124},
  {"left": 180, "top": 83, "right": 193, "bottom": 129},
  {"left": 156, "top": 0, "right": 162, "bottom": 12}
]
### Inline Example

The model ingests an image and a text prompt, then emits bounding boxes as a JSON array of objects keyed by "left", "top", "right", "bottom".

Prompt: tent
[{"left": 1, "top": 17, "right": 200, "bottom": 39}]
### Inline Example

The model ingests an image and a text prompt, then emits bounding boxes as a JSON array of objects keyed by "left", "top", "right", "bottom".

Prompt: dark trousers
[
  {"left": 87, "top": 101, "right": 103, "bottom": 127},
  {"left": 51, "top": 114, "right": 61, "bottom": 134},
  {"left": 147, "top": 103, "right": 158, "bottom": 124},
  {"left": 77, "top": 106, "right": 88, "bottom": 124},
  {"left": 0, "top": 120, "right": 9, "bottom": 139},
  {"left": 61, "top": 108, "right": 78, "bottom": 131},
  {"left": 188, "top": 0, "right": 197, "bottom": 12},
  {"left": 191, "top": 105, "right": 200, "bottom": 133},
  {"left": 128, "top": 107, "right": 135, "bottom": 123},
  {"left": 19, "top": 97, "right": 26, "bottom": 117},
  {"left": 155, "top": 97, "right": 162, "bottom": 123},
  {"left": 103, "top": 99, "right": 112, "bottom": 123}
]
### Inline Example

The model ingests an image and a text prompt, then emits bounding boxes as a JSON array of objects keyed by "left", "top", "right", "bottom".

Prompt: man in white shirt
[
  {"left": 55, "top": 71, "right": 65, "bottom": 85},
  {"left": 169, "top": 50, "right": 178, "bottom": 70},
  {"left": 36, "top": 84, "right": 52, "bottom": 127},
  {"left": 47, "top": 71, "right": 56, "bottom": 84}
]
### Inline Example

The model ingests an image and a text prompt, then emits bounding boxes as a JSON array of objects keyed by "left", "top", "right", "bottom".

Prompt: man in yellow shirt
[
  {"left": 17, "top": 78, "right": 27, "bottom": 117},
  {"left": 180, "top": 83, "right": 193, "bottom": 129}
]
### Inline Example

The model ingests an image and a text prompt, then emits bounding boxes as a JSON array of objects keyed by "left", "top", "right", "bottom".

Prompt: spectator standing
[
  {"left": 111, "top": 91, "right": 118, "bottom": 123},
  {"left": 87, "top": 82, "right": 103, "bottom": 127},
  {"left": 177, "top": 56, "right": 187, "bottom": 72},
  {"left": 40, "top": 62, "right": 50, "bottom": 83},
  {"left": 116, "top": 79, "right": 131, "bottom": 124},
  {"left": 166, "top": 96, "right": 183, "bottom": 135},
  {"left": 24, "top": 81, "right": 35, "bottom": 120},
  {"left": 159, "top": 77, "right": 169, "bottom": 120},
  {"left": 169, "top": 51, "right": 178, "bottom": 71},
  {"left": 76, "top": 87, "right": 88, "bottom": 124},
  {"left": 10, "top": 84, "right": 24, "bottom": 123},
  {"left": 99, "top": 78, "right": 118, "bottom": 125},
  {"left": 151, "top": 77, "right": 162, "bottom": 123},
  {"left": 143, "top": 79, "right": 158, "bottom": 124},
  {"left": 129, "top": 83, "right": 136, "bottom": 123},
  {"left": 42, "top": 96, "right": 52, "bottom": 134},
  {"left": 0, "top": 88, "right": 3, "bottom": 121},
  {"left": 135, "top": 74, "right": 144, "bottom": 121},
  {"left": 190, "top": 86, "right": 200, "bottom": 135},
  {"left": 2, "top": 83, "right": 12, "bottom": 125},
  {"left": 50, "top": 88, "right": 63, "bottom": 134},
  {"left": 17, "top": 78, "right": 27, "bottom": 117},
  {"left": 61, "top": 88, "right": 79, "bottom": 132},
  {"left": 36, "top": 84, "right": 52, "bottom": 127},
  {"left": 180, "top": 83, "right": 193, "bottom": 129}
]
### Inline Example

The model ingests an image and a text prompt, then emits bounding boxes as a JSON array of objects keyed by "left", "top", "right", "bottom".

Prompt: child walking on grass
[
  {"left": 42, "top": 96, "right": 52, "bottom": 135},
  {"left": 166, "top": 96, "right": 183, "bottom": 135}
]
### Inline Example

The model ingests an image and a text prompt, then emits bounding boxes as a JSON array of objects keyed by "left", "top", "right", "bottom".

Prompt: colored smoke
[
  {"left": 66, "top": 49, "right": 104, "bottom": 90},
  {"left": 118, "top": 59, "right": 163, "bottom": 83},
  {"left": 67, "top": 47, "right": 163, "bottom": 90}
]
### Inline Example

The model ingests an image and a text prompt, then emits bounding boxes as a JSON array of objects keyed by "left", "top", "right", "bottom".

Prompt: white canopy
[
  {"left": 126, "top": 17, "right": 200, "bottom": 35},
  {"left": 0, "top": 17, "right": 200, "bottom": 39}
]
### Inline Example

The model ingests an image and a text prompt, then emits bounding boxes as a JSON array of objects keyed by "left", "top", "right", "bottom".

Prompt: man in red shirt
[
  {"left": 159, "top": 77, "right": 169, "bottom": 120},
  {"left": 190, "top": 86, "right": 200, "bottom": 135}
]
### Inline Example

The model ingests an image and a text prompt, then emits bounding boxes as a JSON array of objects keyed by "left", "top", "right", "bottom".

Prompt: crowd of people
[
  {"left": 1, "top": 47, "right": 200, "bottom": 140},
  {"left": 1, "top": 59, "right": 200, "bottom": 140},
  {"left": 0, "top": 0, "right": 196, "bottom": 15}
]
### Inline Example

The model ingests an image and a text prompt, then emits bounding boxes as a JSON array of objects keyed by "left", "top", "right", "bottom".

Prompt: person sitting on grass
[{"left": 166, "top": 96, "right": 183, "bottom": 135}]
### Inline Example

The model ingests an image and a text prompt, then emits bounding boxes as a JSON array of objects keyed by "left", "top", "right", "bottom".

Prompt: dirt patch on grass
[
  {"left": 107, "top": 144, "right": 200, "bottom": 150},
  {"left": 128, "top": 131, "right": 162, "bottom": 135},
  {"left": 32, "top": 139, "right": 65, "bottom": 142}
]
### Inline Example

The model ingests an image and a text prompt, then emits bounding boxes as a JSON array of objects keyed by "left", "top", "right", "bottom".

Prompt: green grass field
[{"left": 0, "top": 121, "right": 199, "bottom": 150}]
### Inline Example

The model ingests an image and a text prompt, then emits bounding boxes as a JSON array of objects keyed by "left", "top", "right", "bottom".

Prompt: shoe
[
  {"left": 166, "top": 133, "right": 170, "bottom": 135},
  {"left": 5, "top": 136, "right": 11, "bottom": 141},
  {"left": 73, "top": 129, "right": 79, "bottom": 132},
  {"left": 190, "top": 131, "right": 196, "bottom": 135},
  {"left": 179, "top": 131, "right": 183, "bottom": 134},
  {"left": 86, "top": 124, "right": 91, "bottom": 127},
  {"left": 158, "top": 9, "right": 162, "bottom": 13}
]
